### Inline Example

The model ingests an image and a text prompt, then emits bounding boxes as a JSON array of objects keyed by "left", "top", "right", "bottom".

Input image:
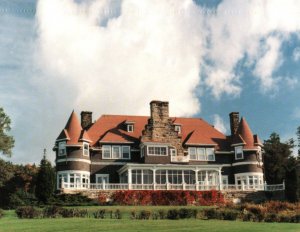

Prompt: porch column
[
  {"left": 128, "top": 168, "right": 132, "bottom": 190},
  {"left": 218, "top": 168, "right": 222, "bottom": 190},
  {"left": 152, "top": 168, "right": 156, "bottom": 190},
  {"left": 195, "top": 168, "right": 199, "bottom": 191},
  {"left": 205, "top": 171, "right": 208, "bottom": 190}
]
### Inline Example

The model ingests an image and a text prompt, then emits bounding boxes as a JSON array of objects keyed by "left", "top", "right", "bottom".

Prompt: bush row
[
  {"left": 16, "top": 206, "right": 89, "bottom": 219},
  {"left": 99, "top": 190, "right": 225, "bottom": 206},
  {"left": 130, "top": 208, "right": 197, "bottom": 220},
  {"left": 0, "top": 209, "right": 3, "bottom": 218}
]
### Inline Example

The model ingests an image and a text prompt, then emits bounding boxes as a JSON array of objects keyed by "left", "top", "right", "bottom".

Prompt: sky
[{"left": 1, "top": 0, "right": 300, "bottom": 164}]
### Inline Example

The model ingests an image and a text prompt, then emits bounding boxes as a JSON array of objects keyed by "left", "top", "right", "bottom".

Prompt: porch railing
[
  {"left": 171, "top": 155, "right": 190, "bottom": 163},
  {"left": 61, "top": 182, "right": 285, "bottom": 192}
]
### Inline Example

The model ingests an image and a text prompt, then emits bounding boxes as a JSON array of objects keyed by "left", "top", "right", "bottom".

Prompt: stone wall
[{"left": 141, "top": 101, "right": 184, "bottom": 156}]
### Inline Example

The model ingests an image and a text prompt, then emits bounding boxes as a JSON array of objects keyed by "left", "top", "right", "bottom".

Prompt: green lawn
[{"left": 0, "top": 207, "right": 299, "bottom": 232}]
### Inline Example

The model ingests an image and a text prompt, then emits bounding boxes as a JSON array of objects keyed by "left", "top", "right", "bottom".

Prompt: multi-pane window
[
  {"left": 183, "top": 170, "right": 196, "bottom": 184},
  {"left": 132, "top": 170, "right": 153, "bottom": 184},
  {"left": 58, "top": 142, "right": 66, "bottom": 156},
  {"left": 168, "top": 170, "right": 182, "bottom": 184},
  {"left": 235, "top": 146, "right": 243, "bottom": 160},
  {"left": 156, "top": 170, "right": 167, "bottom": 184},
  {"left": 188, "top": 147, "right": 215, "bottom": 161},
  {"left": 83, "top": 143, "right": 89, "bottom": 156},
  {"left": 148, "top": 146, "right": 167, "bottom": 156},
  {"left": 102, "top": 145, "right": 131, "bottom": 159}
]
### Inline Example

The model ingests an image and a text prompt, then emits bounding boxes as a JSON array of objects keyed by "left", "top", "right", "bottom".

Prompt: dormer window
[
  {"left": 235, "top": 146, "right": 243, "bottom": 160},
  {"left": 125, "top": 120, "right": 135, "bottom": 132},
  {"left": 127, "top": 124, "right": 134, "bottom": 132},
  {"left": 174, "top": 125, "right": 181, "bottom": 133}
]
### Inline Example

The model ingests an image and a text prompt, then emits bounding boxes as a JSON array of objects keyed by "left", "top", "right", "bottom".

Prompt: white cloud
[
  {"left": 35, "top": 0, "right": 204, "bottom": 117},
  {"left": 293, "top": 47, "right": 300, "bottom": 62},
  {"left": 213, "top": 114, "right": 227, "bottom": 134}
]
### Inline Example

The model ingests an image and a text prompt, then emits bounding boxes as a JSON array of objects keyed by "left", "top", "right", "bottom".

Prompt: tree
[
  {"left": 263, "top": 133, "right": 294, "bottom": 184},
  {"left": 35, "top": 152, "right": 55, "bottom": 203},
  {"left": 263, "top": 132, "right": 299, "bottom": 202},
  {"left": 0, "top": 107, "right": 14, "bottom": 157}
]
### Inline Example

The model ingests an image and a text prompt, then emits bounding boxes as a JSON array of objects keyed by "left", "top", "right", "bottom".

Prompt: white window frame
[
  {"left": 174, "top": 125, "right": 181, "bottom": 133},
  {"left": 188, "top": 147, "right": 215, "bottom": 161},
  {"left": 83, "top": 142, "right": 89, "bottom": 156},
  {"left": 102, "top": 145, "right": 131, "bottom": 159},
  {"left": 96, "top": 174, "right": 109, "bottom": 184},
  {"left": 147, "top": 145, "right": 168, "bottom": 156},
  {"left": 127, "top": 124, "right": 134, "bottom": 132},
  {"left": 102, "top": 145, "right": 111, "bottom": 159},
  {"left": 170, "top": 148, "right": 177, "bottom": 157},
  {"left": 112, "top": 146, "right": 121, "bottom": 159},
  {"left": 58, "top": 141, "right": 66, "bottom": 156},
  {"left": 235, "top": 146, "right": 244, "bottom": 160},
  {"left": 122, "top": 146, "right": 131, "bottom": 160}
]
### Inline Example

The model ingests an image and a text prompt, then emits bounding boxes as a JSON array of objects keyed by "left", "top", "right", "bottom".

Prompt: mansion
[{"left": 54, "top": 100, "right": 273, "bottom": 192}]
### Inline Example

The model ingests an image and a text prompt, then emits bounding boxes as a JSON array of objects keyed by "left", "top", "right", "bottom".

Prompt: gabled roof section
[
  {"left": 63, "top": 111, "right": 83, "bottom": 145},
  {"left": 56, "top": 129, "right": 70, "bottom": 141},
  {"left": 233, "top": 117, "right": 260, "bottom": 149},
  {"left": 79, "top": 130, "right": 92, "bottom": 143}
]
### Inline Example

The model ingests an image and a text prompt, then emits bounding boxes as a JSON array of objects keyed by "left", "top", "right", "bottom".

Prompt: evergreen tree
[
  {"left": 35, "top": 150, "right": 55, "bottom": 203},
  {"left": 0, "top": 107, "right": 14, "bottom": 157}
]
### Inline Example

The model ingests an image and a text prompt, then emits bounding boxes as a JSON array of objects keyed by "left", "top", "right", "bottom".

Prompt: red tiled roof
[
  {"left": 86, "top": 115, "right": 230, "bottom": 150},
  {"left": 79, "top": 130, "right": 92, "bottom": 142},
  {"left": 56, "top": 129, "right": 70, "bottom": 141},
  {"left": 234, "top": 117, "right": 259, "bottom": 149}
]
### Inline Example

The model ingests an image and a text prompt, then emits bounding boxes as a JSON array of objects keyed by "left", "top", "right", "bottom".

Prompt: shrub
[
  {"left": 43, "top": 206, "right": 63, "bottom": 218},
  {"left": 167, "top": 209, "right": 179, "bottom": 220},
  {"left": 109, "top": 190, "right": 224, "bottom": 206},
  {"left": 130, "top": 210, "right": 137, "bottom": 220},
  {"left": 15, "top": 206, "right": 42, "bottom": 219},
  {"left": 203, "top": 208, "right": 219, "bottom": 219},
  {"left": 0, "top": 209, "right": 3, "bottom": 218},
  {"left": 219, "top": 209, "right": 239, "bottom": 221},
  {"left": 48, "top": 194, "right": 96, "bottom": 206},
  {"left": 93, "top": 209, "right": 106, "bottom": 219},
  {"left": 59, "top": 208, "right": 88, "bottom": 218},
  {"left": 139, "top": 210, "right": 151, "bottom": 220},
  {"left": 114, "top": 209, "right": 122, "bottom": 219},
  {"left": 178, "top": 208, "right": 196, "bottom": 219},
  {"left": 158, "top": 210, "right": 166, "bottom": 219}
]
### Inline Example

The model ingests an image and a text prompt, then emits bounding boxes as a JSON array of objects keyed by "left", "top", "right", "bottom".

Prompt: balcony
[{"left": 171, "top": 155, "right": 189, "bottom": 163}]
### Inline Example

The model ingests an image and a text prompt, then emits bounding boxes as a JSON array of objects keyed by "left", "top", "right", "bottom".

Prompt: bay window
[
  {"left": 102, "top": 145, "right": 131, "bottom": 159},
  {"left": 188, "top": 147, "right": 215, "bottom": 161}
]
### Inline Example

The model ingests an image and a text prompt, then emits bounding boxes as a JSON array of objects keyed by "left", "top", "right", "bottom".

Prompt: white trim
[
  {"left": 185, "top": 143, "right": 217, "bottom": 146},
  {"left": 92, "top": 161, "right": 129, "bottom": 165},
  {"left": 243, "top": 148, "right": 261, "bottom": 151},
  {"left": 127, "top": 124, "right": 134, "bottom": 132},
  {"left": 231, "top": 143, "right": 246, "bottom": 147},
  {"left": 142, "top": 142, "right": 171, "bottom": 146},
  {"left": 221, "top": 164, "right": 232, "bottom": 167},
  {"left": 232, "top": 161, "right": 263, "bottom": 166},
  {"left": 56, "top": 138, "right": 70, "bottom": 142},
  {"left": 79, "top": 138, "right": 92, "bottom": 143},
  {"left": 57, "top": 170, "right": 90, "bottom": 175},
  {"left": 215, "top": 151, "right": 234, "bottom": 154},
  {"left": 235, "top": 172, "right": 264, "bottom": 177},
  {"left": 100, "top": 141, "right": 134, "bottom": 144},
  {"left": 56, "top": 158, "right": 91, "bottom": 164}
]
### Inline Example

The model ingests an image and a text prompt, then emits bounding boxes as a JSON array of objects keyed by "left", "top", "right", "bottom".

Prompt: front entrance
[{"left": 96, "top": 174, "right": 109, "bottom": 185}]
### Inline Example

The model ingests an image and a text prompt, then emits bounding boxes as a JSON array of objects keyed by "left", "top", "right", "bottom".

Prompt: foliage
[
  {"left": 93, "top": 209, "right": 106, "bottom": 219},
  {"left": 0, "top": 107, "right": 14, "bottom": 157},
  {"left": 263, "top": 133, "right": 300, "bottom": 201},
  {"left": 0, "top": 161, "right": 38, "bottom": 209},
  {"left": 105, "top": 190, "right": 224, "bottom": 206},
  {"left": 35, "top": 156, "right": 55, "bottom": 204},
  {"left": 15, "top": 206, "right": 42, "bottom": 219},
  {"left": 0, "top": 209, "right": 3, "bottom": 218},
  {"left": 48, "top": 193, "right": 97, "bottom": 206}
]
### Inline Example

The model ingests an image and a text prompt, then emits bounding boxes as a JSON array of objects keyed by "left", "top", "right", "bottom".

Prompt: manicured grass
[{"left": 0, "top": 207, "right": 299, "bottom": 232}]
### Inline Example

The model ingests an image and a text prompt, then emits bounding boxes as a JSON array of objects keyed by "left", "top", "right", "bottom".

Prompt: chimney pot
[
  {"left": 229, "top": 112, "right": 239, "bottom": 136},
  {"left": 81, "top": 111, "right": 93, "bottom": 130}
]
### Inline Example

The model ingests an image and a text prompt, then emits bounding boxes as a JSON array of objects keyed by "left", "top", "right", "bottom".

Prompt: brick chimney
[
  {"left": 229, "top": 112, "right": 239, "bottom": 136},
  {"left": 150, "top": 100, "right": 169, "bottom": 124},
  {"left": 81, "top": 111, "right": 93, "bottom": 130}
]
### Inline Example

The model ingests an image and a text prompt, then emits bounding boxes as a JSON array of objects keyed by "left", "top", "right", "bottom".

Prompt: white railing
[
  {"left": 171, "top": 155, "right": 190, "bottom": 163},
  {"left": 61, "top": 182, "right": 285, "bottom": 192}
]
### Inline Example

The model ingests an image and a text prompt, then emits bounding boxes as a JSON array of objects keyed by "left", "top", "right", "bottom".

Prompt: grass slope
[{"left": 0, "top": 207, "right": 299, "bottom": 232}]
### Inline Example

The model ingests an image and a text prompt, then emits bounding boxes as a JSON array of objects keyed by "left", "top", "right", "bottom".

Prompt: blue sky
[{"left": 1, "top": 0, "right": 300, "bottom": 164}]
